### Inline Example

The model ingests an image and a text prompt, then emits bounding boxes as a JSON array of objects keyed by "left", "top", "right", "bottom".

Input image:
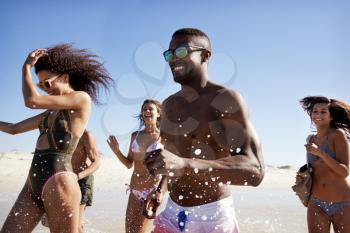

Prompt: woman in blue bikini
[
  {"left": 107, "top": 99, "right": 165, "bottom": 233},
  {"left": 0, "top": 44, "right": 112, "bottom": 233},
  {"left": 300, "top": 96, "right": 350, "bottom": 233}
]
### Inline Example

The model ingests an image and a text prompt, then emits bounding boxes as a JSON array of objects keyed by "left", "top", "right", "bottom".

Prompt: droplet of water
[
  {"left": 194, "top": 149, "right": 201, "bottom": 156},
  {"left": 194, "top": 168, "right": 199, "bottom": 174},
  {"left": 178, "top": 195, "right": 184, "bottom": 200},
  {"left": 169, "top": 172, "right": 174, "bottom": 177}
]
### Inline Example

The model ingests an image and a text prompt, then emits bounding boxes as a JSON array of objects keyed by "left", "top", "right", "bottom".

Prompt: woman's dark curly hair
[
  {"left": 300, "top": 96, "right": 350, "bottom": 134},
  {"left": 34, "top": 43, "right": 113, "bottom": 104},
  {"left": 137, "top": 99, "right": 162, "bottom": 129}
]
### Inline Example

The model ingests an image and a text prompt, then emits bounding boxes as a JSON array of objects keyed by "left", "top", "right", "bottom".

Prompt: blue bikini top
[{"left": 307, "top": 134, "right": 336, "bottom": 165}]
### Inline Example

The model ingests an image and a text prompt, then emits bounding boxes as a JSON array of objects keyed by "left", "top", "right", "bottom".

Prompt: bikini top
[
  {"left": 38, "top": 110, "right": 79, "bottom": 155},
  {"left": 131, "top": 131, "right": 164, "bottom": 153},
  {"left": 307, "top": 134, "right": 336, "bottom": 165}
]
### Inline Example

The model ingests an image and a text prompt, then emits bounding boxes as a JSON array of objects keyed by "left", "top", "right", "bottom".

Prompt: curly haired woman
[{"left": 0, "top": 44, "right": 112, "bottom": 233}]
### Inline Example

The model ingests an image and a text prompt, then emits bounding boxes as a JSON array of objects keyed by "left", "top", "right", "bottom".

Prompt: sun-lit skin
[
  {"left": 37, "top": 71, "right": 73, "bottom": 96},
  {"left": 297, "top": 97, "right": 350, "bottom": 233},
  {"left": 142, "top": 103, "right": 160, "bottom": 129},
  {"left": 311, "top": 103, "right": 332, "bottom": 128},
  {"left": 168, "top": 36, "right": 210, "bottom": 87},
  {"left": 144, "top": 31, "right": 264, "bottom": 231},
  {"left": 107, "top": 100, "right": 164, "bottom": 233},
  {"left": 142, "top": 29, "right": 264, "bottom": 232},
  {"left": 71, "top": 130, "right": 100, "bottom": 233},
  {"left": 0, "top": 45, "right": 112, "bottom": 233}
]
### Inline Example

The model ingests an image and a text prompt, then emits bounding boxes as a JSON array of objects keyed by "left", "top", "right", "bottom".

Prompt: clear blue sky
[{"left": 0, "top": 0, "right": 349, "bottom": 166}]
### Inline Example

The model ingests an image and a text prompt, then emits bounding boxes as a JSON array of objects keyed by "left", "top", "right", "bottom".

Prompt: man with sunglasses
[{"left": 145, "top": 28, "right": 265, "bottom": 233}]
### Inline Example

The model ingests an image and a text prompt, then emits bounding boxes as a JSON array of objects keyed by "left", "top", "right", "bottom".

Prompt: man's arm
[
  {"left": 77, "top": 130, "right": 101, "bottom": 180},
  {"left": 189, "top": 89, "right": 264, "bottom": 185},
  {"left": 146, "top": 90, "right": 264, "bottom": 186}
]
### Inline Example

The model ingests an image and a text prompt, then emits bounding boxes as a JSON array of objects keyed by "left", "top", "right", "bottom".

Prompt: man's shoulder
[
  {"left": 209, "top": 86, "right": 245, "bottom": 113},
  {"left": 162, "top": 91, "right": 182, "bottom": 105},
  {"left": 79, "top": 130, "right": 97, "bottom": 148},
  {"left": 205, "top": 82, "right": 240, "bottom": 97},
  {"left": 212, "top": 83, "right": 240, "bottom": 96},
  {"left": 80, "top": 130, "right": 92, "bottom": 141}
]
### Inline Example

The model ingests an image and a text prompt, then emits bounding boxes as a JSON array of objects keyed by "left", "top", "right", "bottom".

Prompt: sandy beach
[{"left": 0, "top": 151, "right": 310, "bottom": 233}]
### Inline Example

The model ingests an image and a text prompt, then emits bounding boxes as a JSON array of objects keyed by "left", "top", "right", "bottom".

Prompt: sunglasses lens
[
  {"left": 175, "top": 46, "right": 188, "bottom": 59},
  {"left": 163, "top": 50, "right": 173, "bottom": 62},
  {"left": 44, "top": 81, "right": 51, "bottom": 88}
]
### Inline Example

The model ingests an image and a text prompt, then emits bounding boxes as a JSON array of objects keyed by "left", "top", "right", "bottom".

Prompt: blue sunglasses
[{"left": 163, "top": 45, "right": 209, "bottom": 62}]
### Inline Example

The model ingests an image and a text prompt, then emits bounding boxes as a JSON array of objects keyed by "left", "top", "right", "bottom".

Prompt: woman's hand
[
  {"left": 295, "top": 174, "right": 304, "bottom": 185},
  {"left": 305, "top": 143, "right": 324, "bottom": 158},
  {"left": 107, "top": 135, "right": 120, "bottom": 154},
  {"left": 24, "top": 49, "right": 47, "bottom": 67}
]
